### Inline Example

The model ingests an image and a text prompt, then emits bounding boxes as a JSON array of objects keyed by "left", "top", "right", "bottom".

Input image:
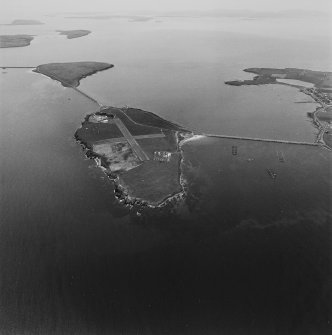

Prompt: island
[
  {"left": 0, "top": 35, "right": 34, "bottom": 48},
  {"left": 56, "top": 30, "right": 91, "bottom": 39},
  {"left": 226, "top": 68, "right": 332, "bottom": 149},
  {"left": 129, "top": 16, "right": 153, "bottom": 22},
  {"left": 65, "top": 16, "right": 113, "bottom": 20},
  {"left": 6, "top": 19, "right": 44, "bottom": 25},
  {"left": 34, "top": 62, "right": 113, "bottom": 87},
  {"left": 75, "top": 107, "right": 192, "bottom": 207}
]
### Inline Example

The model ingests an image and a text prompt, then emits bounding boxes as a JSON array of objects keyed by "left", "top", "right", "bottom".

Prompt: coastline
[{"left": 225, "top": 68, "right": 332, "bottom": 149}]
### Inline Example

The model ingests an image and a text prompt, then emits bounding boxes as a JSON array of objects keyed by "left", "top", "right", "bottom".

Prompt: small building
[
  {"left": 153, "top": 151, "right": 171, "bottom": 162},
  {"left": 89, "top": 114, "right": 110, "bottom": 123},
  {"left": 271, "top": 73, "right": 287, "bottom": 79}
]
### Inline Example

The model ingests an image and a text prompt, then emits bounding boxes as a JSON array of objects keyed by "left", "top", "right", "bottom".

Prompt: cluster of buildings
[
  {"left": 153, "top": 151, "right": 172, "bottom": 162},
  {"left": 306, "top": 88, "right": 332, "bottom": 105}
]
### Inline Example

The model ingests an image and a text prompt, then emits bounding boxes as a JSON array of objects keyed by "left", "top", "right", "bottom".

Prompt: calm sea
[{"left": 0, "top": 14, "right": 331, "bottom": 334}]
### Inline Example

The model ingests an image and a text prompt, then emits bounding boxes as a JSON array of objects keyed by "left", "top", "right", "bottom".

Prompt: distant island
[
  {"left": 65, "top": 16, "right": 113, "bottom": 20},
  {"left": 34, "top": 62, "right": 113, "bottom": 87},
  {"left": 5, "top": 19, "right": 44, "bottom": 25},
  {"left": 226, "top": 68, "right": 332, "bottom": 148},
  {"left": 0, "top": 35, "right": 34, "bottom": 48},
  {"left": 65, "top": 15, "right": 154, "bottom": 22},
  {"left": 129, "top": 16, "right": 153, "bottom": 22},
  {"left": 57, "top": 30, "right": 91, "bottom": 39}
]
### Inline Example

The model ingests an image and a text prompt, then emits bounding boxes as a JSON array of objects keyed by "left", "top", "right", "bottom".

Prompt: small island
[
  {"left": 226, "top": 68, "right": 332, "bottom": 149},
  {"left": 75, "top": 107, "right": 191, "bottom": 206},
  {"left": 34, "top": 62, "right": 113, "bottom": 87},
  {"left": 6, "top": 19, "right": 44, "bottom": 25},
  {"left": 0, "top": 35, "right": 34, "bottom": 48},
  {"left": 57, "top": 30, "right": 91, "bottom": 39}
]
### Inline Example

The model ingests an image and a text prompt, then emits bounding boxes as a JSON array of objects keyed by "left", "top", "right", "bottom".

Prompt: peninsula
[
  {"left": 0, "top": 35, "right": 34, "bottom": 48},
  {"left": 57, "top": 30, "right": 91, "bottom": 39},
  {"left": 34, "top": 62, "right": 113, "bottom": 87},
  {"left": 225, "top": 68, "right": 332, "bottom": 88},
  {"left": 226, "top": 68, "right": 332, "bottom": 149}
]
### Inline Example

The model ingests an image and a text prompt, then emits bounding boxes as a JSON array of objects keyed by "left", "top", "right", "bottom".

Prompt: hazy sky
[{"left": 2, "top": 0, "right": 331, "bottom": 14}]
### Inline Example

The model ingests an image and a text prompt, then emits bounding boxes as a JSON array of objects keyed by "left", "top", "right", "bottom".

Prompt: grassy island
[
  {"left": 75, "top": 106, "right": 191, "bottom": 206},
  {"left": 34, "top": 62, "right": 113, "bottom": 87},
  {"left": 57, "top": 30, "right": 91, "bottom": 39},
  {"left": 0, "top": 35, "right": 34, "bottom": 48}
]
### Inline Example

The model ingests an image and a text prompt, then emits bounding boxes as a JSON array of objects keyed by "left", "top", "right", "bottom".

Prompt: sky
[{"left": 2, "top": 0, "right": 331, "bottom": 14}]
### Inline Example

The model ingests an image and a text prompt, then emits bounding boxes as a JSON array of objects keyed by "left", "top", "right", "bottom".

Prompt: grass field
[
  {"left": 99, "top": 108, "right": 164, "bottom": 136},
  {"left": 119, "top": 153, "right": 182, "bottom": 205},
  {"left": 123, "top": 108, "right": 187, "bottom": 131},
  {"left": 75, "top": 122, "right": 123, "bottom": 147},
  {"left": 137, "top": 131, "right": 178, "bottom": 159}
]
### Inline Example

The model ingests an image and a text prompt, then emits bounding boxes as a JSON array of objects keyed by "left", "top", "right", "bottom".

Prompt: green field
[
  {"left": 137, "top": 131, "right": 178, "bottom": 159},
  {"left": 123, "top": 108, "right": 188, "bottom": 131},
  {"left": 119, "top": 153, "right": 182, "bottom": 205},
  {"left": 75, "top": 122, "right": 123, "bottom": 147}
]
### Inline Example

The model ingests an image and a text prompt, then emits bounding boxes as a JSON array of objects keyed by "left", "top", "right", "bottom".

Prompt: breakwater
[{"left": 203, "top": 134, "right": 320, "bottom": 146}]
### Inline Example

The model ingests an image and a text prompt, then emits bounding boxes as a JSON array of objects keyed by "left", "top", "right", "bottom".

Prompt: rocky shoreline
[{"left": 75, "top": 109, "right": 193, "bottom": 209}]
